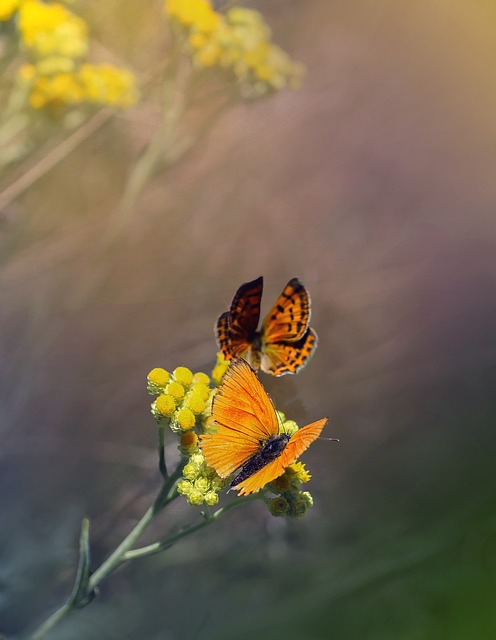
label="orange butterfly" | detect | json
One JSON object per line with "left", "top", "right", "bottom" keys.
{"left": 200, "top": 358, "right": 328, "bottom": 495}
{"left": 215, "top": 276, "right": 317, "bottom": 376}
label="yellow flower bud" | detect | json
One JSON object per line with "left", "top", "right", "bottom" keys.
{"left": 287, "top": 462, "right": 311, "bottom": 483}
{"left": 190, "top": 382, "right": 210, "bottom": 401}
{"left": 193, "top": 372, "right": 210, "bottom": 385}
{"left": 194, "top": 477, "right": 210, "bottom": 493}
{"left": 180, "top": 431, "right": 198, "bottom": 449}
{"left": 166, "top": 381, "right": 185, "bottom": 399}
{"left": 147, "top": 367, "right": 170, "bottom": 394}
{"left": 183, "top": 463, "right": 198, "bottom": 481}
{"left": 175, "top": 407, "right": 196, "bottom": 431}
{"left": 177, "top": 479, "right": 193, "bottom": 496}
{"left": 188, "top": 489, "right": 205, "bottom": 506}
{"left": 154, "top": 394, "right": 176, "bottom": 417}
{"left": 185, "top": 393, "right": 206, "bottom": 415}
{"left": 173, "top": 366, "right": 193, "bottom": 387}
{"left": 204, "top": 491, "right": 219, "bottom": 506}
{"left": 282, "top": 420, "right": 299, "bottom": 436}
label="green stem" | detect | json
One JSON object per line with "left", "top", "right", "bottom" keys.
{"left": 124, "top": 494, "right": 263, "bottom": 561}
{"left": 29, "top": 603, "right": 72, "bottom": 640}
{"left": 158, "top": 424, "right": 167, "bottom": 478}
{"left": 27, "top": 465, "right": 183, "bottom": 640}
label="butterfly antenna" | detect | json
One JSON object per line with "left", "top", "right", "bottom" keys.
{"left": 319, "top": 436, "right": 340, "bottom": 442}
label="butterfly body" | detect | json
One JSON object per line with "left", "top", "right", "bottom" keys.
{"left": 200, "top": 358, "right": 328, "bottom": 495}
{"left": 216, "top": 276, "right": 317, "bottom": 376}
{"left": 230, "top": 433, "right": 290, "bottom": 489}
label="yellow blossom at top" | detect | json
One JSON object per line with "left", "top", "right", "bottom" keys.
{"left": 18, "top": 0, "right": 88, "bottom": 59}
{"left": 0, "top": 0, "right": 20, "bottom": 21}
{"left": 165, "top": 0, "right": 220, "bottom": 33}
{"left": 287, "top": 462, "right": 311, "bottom": 483}
{"left": 165, "top": 1, "right": 304, "bottom": 97}
{"left": 148, "top": 367, "right": 170, "bottom": 388}
{"left": 192, "top": 371, "right": 210, "bottom": 385}
{"left": 172, "top": 366, "right": 193, "bottom": 387}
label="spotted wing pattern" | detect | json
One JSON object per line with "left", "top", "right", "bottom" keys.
{"left": 232, "top": 417, "right": 328, "bottom": 496}
{"left": 259, "top": 277, "right": 317, "bottom": 376}
{"left": 262, "top": 277, "right": 311, "bottom": 343}
{"left": 200, "top": 358, "right": 279, "bottom": 478}
{"left": 215, "top": 277, "right": 263, "bottom": 365}
{"left": 260, "top": 328, "right": 318, "bottom": 376}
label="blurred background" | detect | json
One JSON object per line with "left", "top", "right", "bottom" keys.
{"left": 1, "top": 0, "right": 496, "bottom": 638}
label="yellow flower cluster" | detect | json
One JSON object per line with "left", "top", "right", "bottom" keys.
{"left": 212, "top": 351, "right": 229, "bottom": 385}
{"left": 148, "top": 364, "right": 224, "bottom": 507}
{"left": 19, "top": 62, "right": 138, "bottom": 109}
{"left": 149, "top": 362, "right": 316, "bottom": 516}
{"left": 4, "top": 0, "right": 138, "bottom": 111}
{"left": 164, "top": 1, "right": 304, "bottom": 97}
{"left": 18, "top": 0, "right": 88, "bottom": 59}
{"left": 149, "top": 366, "right": 211, "bottom": 433}
{"left": 177, "top": 450, "right": 225, "bottom": 506}
{"left": 0, "top": 0, "right": 21, "bottom": 21}
{"left": 267, "top": 460, "right": 314, "bottom": 518}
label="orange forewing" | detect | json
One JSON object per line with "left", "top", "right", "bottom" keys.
{"left": 200, "top": 358, "right": 328, "bottom": 495}
{"left": 232, "top": 418, "right": 328, "bottom": 496}
{"left": 262, "top": 277, "right": 311, "bottom": 343}
{"left": 260, "top": 328, "right": 318, "bottom": 376}
{"left": 215, "top": 276, "right": 317, "bottom": 376}
{"left": 201, "top": 358, "right": 279, "bottom": 478}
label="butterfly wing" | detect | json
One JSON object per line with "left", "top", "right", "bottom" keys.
{"left": 260, "top": 328, "right": 318, "bottom": 376}
{"left": 259, "top": 278, "right": 316, "bottom": 375}
{"left": 262, "top": 277, "right": 311, "bottom": 343}
{"left": 231, "top": 456, "right": 287, "bottom": 496}
{"left": 215, "top": 277, "right": 263, "bottom": 363}
{"left": 232, "top": 417, "right": 328, "bottom": 496}
{"left": 281, "top": 418, "right": 328, "bottom": 466}
{"left": 200, "top": 358, "right": 280, "bottom": 478}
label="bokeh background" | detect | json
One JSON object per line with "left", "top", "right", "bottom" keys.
{"left": 2, "top": 1, "right": 496, "bottom": 638}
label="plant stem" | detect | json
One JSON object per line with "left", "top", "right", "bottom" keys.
{"left": 27, "top": 465, "right": 182, "bottom": 640}
{"left": 123, "top": 494, "right": 263, "bottom": 561}
{"left": 29, "top": 604, "right": 72, "bottom": 640}
{"left": 158, "top": 424, "right": 167, "bottom": 478}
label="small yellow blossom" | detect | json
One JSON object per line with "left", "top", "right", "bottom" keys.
{"left": 212, "top": 353, "right": 229, "bottom": 385}
{"left": 78, "top": 63, "right": 138, "bottom": 108}
{"left": 185, "top": 393, "right": 206, "bottom": 415}
{"left": 192, "top": 371, "right": 210, "bottom": 385}
{"left": 173, "top": 366, "right": 193, "bottom": 387}
{"left": 204, "top": 491, "right": 219, "bottom": 506}
{"left": 180, "top": 431, "right": 198, "bottom": 449}
{"left": 194, "top": 477, "right": 210, "bottom": 493}
{"left": 147, "top": 367, "right": 171, "bottom": 393}
{"left": 19, "top": 0, "right": 88, "bottom": 59}
{"left": 188, "top": 488, "right": 205, "bottom": 505}
{"left": 190, "top": 382, "right": 210, "bottom": 401}
{"left": 154, "top": 394, "right": 176, "bottom": 417}
{"left": 177, "top": 479, "right": 193, "bottom": 496}
{"left": 281, "top": 420, "right": 299, "bottom": 437}
{"left": 175, "top": 407, "right": 196, "bottom": 431}
{"left": 166, "top": 381, "right": 185, "bottom": 399}
{"left": 183, "top": 462, "right": 199, "bottom": 481}
{"left": 0, "top": 0, "right": 20, "bottom": 21}
{"left": 287, "top": 462, "right": 311, "bottom": 484}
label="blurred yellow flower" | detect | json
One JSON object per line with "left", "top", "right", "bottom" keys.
{"left": 165, "top": 0, "right": 304, "bottom": 96}
{"left": 19, "top": 62, "right": 138, "bottom": 110}
{"left": 0, "top": 0, "right": 20, "bottom": 21}
{"left": 18, "top": 0, "right": 88, "bottom": 59}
